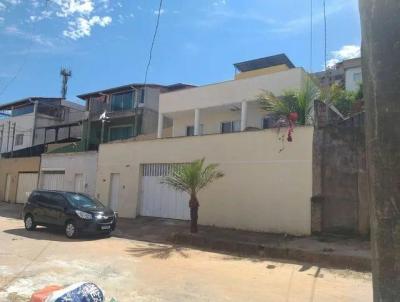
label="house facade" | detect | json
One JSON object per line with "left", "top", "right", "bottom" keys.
{"left": 157, "top": 54, "right": 309, "bottom": 138}
{"left": 95, "top": 127, "right": 313, "bottom": 235}
{"left": 77, "top": 83, "right": 193, "bottom": 151}
{"left": 0, "top": 97, "right": 85, "bottom": 157}
{"left": 0, "top": 157, "right": 40, "bottom": 203}
{"left": 92, "top": 55, "right": 314, "bottom": 235}
{"left": 314, "top": 57, "right": 362, "bottom": 92}
{"left": 39, "top": 151, "right": 98, "bottom": 197}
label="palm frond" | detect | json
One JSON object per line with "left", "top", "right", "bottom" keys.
{"left": 161, "top": 158, "right": 224, "bottom": 196}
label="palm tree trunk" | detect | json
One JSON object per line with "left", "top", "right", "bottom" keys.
{"left": 189, "top": 195, "right": 199, "bottom": 233}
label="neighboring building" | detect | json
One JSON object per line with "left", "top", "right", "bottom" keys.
{"left": 314, "top": 57, "right": 362, "bottom": 92}
{"left": 77, "top": 83, "right": 193, "bottom": 150}
{"left": 39, "top": 152, "right": 98, "bottom": 197}
{"left": 157, "top": 54, "right": 310, "bottom": 138}
{"left": 0, "top": 157, "right": 40, "bottom": 203}
{"left": 95, "top": 127, "right": 313, "bottom": 235}
{"left": 0, "top": 97, "right": 85, "bottom": 158}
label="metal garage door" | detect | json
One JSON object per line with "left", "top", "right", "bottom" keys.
{"left": 41, "top": 171, "right": 65, "bottom": 191}
{"left": 16, "top": 173, "right": 38, "bottom": 203}
{"left": 140, "top": 164, "right": 190, "bottom": 220}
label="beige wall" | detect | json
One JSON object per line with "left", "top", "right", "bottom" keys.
{"left": 0, "top": 157, "right": 40, "bottom": 202}
{"left": 40, "top": 152, "right": 98, "bottom": 197}
{"left": 172, "top": 102, "right": 266, "bottom": 137}
{"left": 96, "top": 127, "right": 313, "bottom": 235}
{"left": 235, "top": 64, "right": 290, "bottom": 80}
{"left": 160, "top": 68, "right": 306, "bottom": 114}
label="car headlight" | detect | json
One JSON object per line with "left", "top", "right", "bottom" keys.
{"left": 75, "top": 210, "right": 93, "bottom": 220}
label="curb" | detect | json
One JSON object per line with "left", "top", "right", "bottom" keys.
{"left": 170, "top": 232, "right": 371, "bottom": 272}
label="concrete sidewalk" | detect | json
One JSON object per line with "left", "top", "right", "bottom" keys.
{"left": 114, "top": 216, "right": 371, "bottom": 272}
{"left": 1, "top": 201, "right": 371, "bottom": 271}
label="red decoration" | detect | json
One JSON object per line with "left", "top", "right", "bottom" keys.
{"left": 288, "top": 112, "right": 298, "bottom": 122}
{"left": 287, "top": 112, "right": 297, "bottom": 142}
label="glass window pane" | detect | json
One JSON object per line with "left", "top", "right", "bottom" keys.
{"left": 110, "top": 126, "right": 133, "bottom": 141}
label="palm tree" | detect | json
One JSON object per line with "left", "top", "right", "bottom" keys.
{"left": 257, "top": 81, "right": 319, "bottom": 125}
{"left": 161, "top": 158, "right": 224, "bottom": 233}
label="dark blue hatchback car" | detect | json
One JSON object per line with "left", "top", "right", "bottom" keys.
{"left": 23, "top": 190, "right": 117, "bottom": 238}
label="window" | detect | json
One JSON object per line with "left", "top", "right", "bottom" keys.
{"left": 50, "top": 193, "right": 67, "bottom": 208}
{"left": 15, "top": 134, "right": 23, "bottom": 146}
{"left": 221, "top": 121, "right": 240, "bottom": 134}
{"left": 65, "top": 192, "right": 105, "bottom": 209}
{"left": 111, "top": 91, "right": 134, "bottom": 112}
{"left": 186, "top": 125, "right": 204, "bottom": 136}
{"left": 353, "top": 72, "right": 362, "bottom": 83}
{"left": 109, "top": 126, "right": 133, "bottom": 141}
{"left": 139, "top": 89, "right": 145, "bottom": 104}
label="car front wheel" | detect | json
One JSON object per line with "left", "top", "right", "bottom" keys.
{"left": 65, "top": 221, "right": 78, "bottom": 239}
{"left": 24, "top": 215, "right": 36, "bottom": 231}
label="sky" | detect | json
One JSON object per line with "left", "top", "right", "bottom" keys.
{"left": 0, "top": 0, "right": 361, "bottom": 104}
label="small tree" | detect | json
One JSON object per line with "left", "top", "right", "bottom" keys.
{"left": 257, "top": 82, "right": 319, "bottom": 125}
{"left": 162, "top": 158, "right": 224, "bottom": 233}
{"left": 320, "top": 84, "right": 359, "bottom": 117}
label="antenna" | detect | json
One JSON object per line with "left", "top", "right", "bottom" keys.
{"left": 60, "top": 67, "right": 72, "bottom": 99}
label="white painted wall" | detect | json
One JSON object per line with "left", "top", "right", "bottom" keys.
{"left": 160, "top": 68, "right": 306, "bottom": 114}
{"left": 171, "top": 102, "right": 266, "bottom": 137}
{"left": 0, "top": 114, "right": 35, "bottom": 154}
{"left": 345, "top": 67, "right": 362, "bottom": 92}
{"left": 40, "top": 152, "right": 98, "bottom": 197}
{"left": 96, "top": 127, "right": 313, "bottom": 235}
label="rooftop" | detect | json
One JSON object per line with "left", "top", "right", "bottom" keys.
{"left": 77, "top": 83, "right": 195, "bottom": 100}
{"left": 234, "top": 54, "right": 295, "bottom": 73}
{"left": 0, "top": 97, "right": 63, "bottom": 111}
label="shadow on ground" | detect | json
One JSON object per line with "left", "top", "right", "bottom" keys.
{"left": 3, "top": 227, "right": 108, "bottom": 242}
{"left": 125, "top": 243, "right": 190, "bottom": 259}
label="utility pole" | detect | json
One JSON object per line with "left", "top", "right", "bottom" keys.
{"left": 10, "top": 122, "right": 15, "bottom": 158}
{"left": 359, "top": 1, "right": 400, "bottom": 301}
{"left": 60, "top": 68, "right": 72, "bottom": 99}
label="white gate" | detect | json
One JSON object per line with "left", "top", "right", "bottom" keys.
{"left": 74, "top": 173, "right": 84, "bottom": 193}
{"left": 41, "top": 171, "right": 65, "bottom": 191}
{"left": 140, "top": 164, "right": 190, "bottom": 220}
{"left": 4, "top": 174, "right": 12, "bottom": 202}
{"left": 16, "top": 173, "right": 38, "bottom": 203}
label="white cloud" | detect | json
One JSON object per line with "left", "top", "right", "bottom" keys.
{"left": 4, "top": 25, "right": 55, "bottom": 47}
{"left": 53, "top": 0, "right": 94, "bottom": 17}
{"left": 63, "top": 15, "right": 111, "bottom": 39}
{"left": 327, "top": 45, "right": 361, "bottom": 68}
{"left": 0, "top": 2, "right": 6, "bottom": 11}
{"left": 154, "top": 8, "right": 164, "bottom": 15}
{"left": 213, "top": 0, "right": 227, "bottom": 6}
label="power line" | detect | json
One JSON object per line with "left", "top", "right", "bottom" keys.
{"left": 0, "top": 2, "right": 43, "bottom": 98}
{"left": 143, "top": 0, "right": 163, "bottom": 88}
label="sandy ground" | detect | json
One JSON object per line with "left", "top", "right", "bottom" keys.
{"left": 0, "top": 214, "right": 372, "bottom": 302}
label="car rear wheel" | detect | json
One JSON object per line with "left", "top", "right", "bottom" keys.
{"left": 24, "top": 215, "right": 36, "bottom": 231}
{"left": 65, "top": 221, "right": 78, "bottom": 239}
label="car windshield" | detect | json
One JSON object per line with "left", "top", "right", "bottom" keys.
{"left": 65, "top": 193, "right": 105, "bottom": 209}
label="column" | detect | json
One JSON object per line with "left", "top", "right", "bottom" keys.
{"left": 194, "top": 108, "right": 200, "bottom": 136}
{"left": 157, "top": 112, "right": 163, "bottom": 139}
{"left": 240, "top": 101, "right": 248, "bottom": 131}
